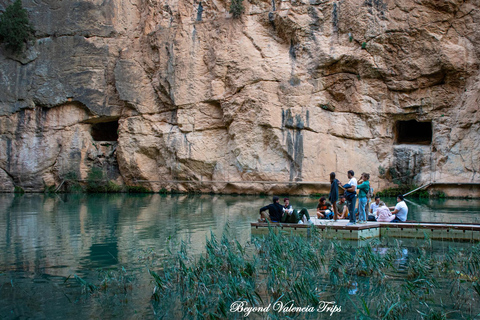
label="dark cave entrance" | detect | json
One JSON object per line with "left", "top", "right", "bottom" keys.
{"left": 91, "top": 120, "right": 119, "bottom": 141}
{"left": 395, "top": 120, "right": 432, "bottom": 145}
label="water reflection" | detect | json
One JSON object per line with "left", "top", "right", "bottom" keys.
{"left": 0, "top": 194, "right": 284, "bottom": 275}
{"left": 0, "top": 194, "right": 479, "bottom": 319}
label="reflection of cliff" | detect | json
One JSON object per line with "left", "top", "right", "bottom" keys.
{"left": 0, "top": 194, "right": 273, "bottom": 273}
{"left": 0, "top": 0, "right": 479, "bottom": 195}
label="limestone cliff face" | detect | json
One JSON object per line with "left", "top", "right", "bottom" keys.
{"left": 0, "top": 0, "right": 479, "bottom": 195}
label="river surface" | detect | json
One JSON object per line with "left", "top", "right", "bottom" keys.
{"left": 0, "top": 193, "right": 479, "bottom": 319}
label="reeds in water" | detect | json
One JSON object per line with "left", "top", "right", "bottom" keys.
{"left": 148, "top": 227, "right": 480, "bottom": 319}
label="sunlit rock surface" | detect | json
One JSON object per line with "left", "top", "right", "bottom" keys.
{"left": 0, "top": 0, "right": 479, "bottom": 195}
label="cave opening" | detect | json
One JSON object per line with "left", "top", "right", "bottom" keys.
{"left": 395, "top": 120, "right": 432, "bottom": 145}
{"left": 91, "top": 120, "right": 119, "bottom": 141}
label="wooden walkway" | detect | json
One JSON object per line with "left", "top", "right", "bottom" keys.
{"left": 251, "top": 220, "right": 480, "bottom": 241}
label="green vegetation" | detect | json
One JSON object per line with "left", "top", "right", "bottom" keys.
{"left": 62, "top": 171, "right": 83, "bottom": 193}
{"left": 229, "top": 0, "right": 244, "bottom": 18}
{"left": 126, "top": 185, "right": 153, "bottom": 193}
{"left": 44, "top": 185, "right": 57, "bottom": 194}
{"left": 377, "top": 165, "right": 448, "bottom": 198}
{"left": 70, "top": 227, "right": 480, "bottom": 318}
{"left": 13, "top": 185, "right": 24, "bottom": 193}
{"left": 376, "top": 184, "right": 429, "bottom": 198}
{"left": 85, "top": 167, "right": 107, "bottom": 193}
{"left": 142, "top": 228, "right": 480, "bottom": 318}
{"left": 0, "top": 0, "right": 35, "bottom": 53}
{"left": 361, "top": 41, "right": 367, "bottom": 49}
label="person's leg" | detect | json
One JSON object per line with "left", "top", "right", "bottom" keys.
{"left": 298, "top": 208, "right": 311, "bottom": 221}
{"left": 342, "top": 206, "right": 348, "bottom": 219}
{"left": 332, "top": 199, "right": 339, "bottom": 221}
{"left": 285, "top": 209, "right": 300, "bottom": 223}
{"left": 358, "top": 197, "right": 367, "bottom": 222}
{"left": 260, "top": 211, "right": 271, "bottom": 222}
{"left": 348, "top": 196, "right": 356, "bottom": 223}
{"left": 284, "top": 210, "right": 298, "bottom": 223}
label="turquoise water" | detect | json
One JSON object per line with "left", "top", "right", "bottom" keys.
{"left": 0, "top": 194, "right": 479, "bottom": 319}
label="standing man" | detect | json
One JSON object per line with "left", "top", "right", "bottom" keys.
{"left": 329, "top": 172, "right": 340, "bottom": 221}
{"left": 259, "top": 196, "right": 284, "bottom": 222}
{"left": 345, "top": 170, "right": 358, "bottom": 226}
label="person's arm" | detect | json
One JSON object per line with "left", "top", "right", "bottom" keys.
{"left": 346, "top": 185, "right": 356, "bottom": 192}
{"left": 357, "top": 183, "right": 369, "bottom": 193}
{"left": 259, "top": 205, "right": 269, "bottom": 214}
{"left": 286, "top": 206, "right": 293, "bottom": 215}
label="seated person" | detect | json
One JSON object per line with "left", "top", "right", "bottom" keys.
{"left": 281, "top": 198, "right": 312, "bottom": 224}
{"left": 389, "top": 194, "right": 408, "bottom": 222}
{"left": 335, "top": 195, "right": 349, "bottom": 219}
{"left": 368, "top": 196, "right": 381, "bottom": 221}
{"left": 376, "top": 201, "right": 395, "bottom": 222}
{"left": 316, "top": 197, "right": 333, "bottom": 219}
{"left": 259, "top": 196, "right": 283, "bottom": 222}
{"left": 370, "top": 196, "right": 381, "bottom": 216}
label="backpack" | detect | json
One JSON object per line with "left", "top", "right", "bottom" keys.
{"left": 367, "top": 187, "right": 374, "bottom": 199}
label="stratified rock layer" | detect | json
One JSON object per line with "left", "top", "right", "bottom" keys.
{"left": 0, "top": 0, "right": 479, "bottom": 195}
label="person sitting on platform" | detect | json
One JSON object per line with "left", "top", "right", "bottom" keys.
{"left": 376, "top": 201, "right": 395, "bottom": 222}
{"left": 335, "top": 195, "right": 349, "bottom": 219}
{"left": 370, "top": 196, "right": 381, "bottom": 216}
{"left": 281, "top": 198, "right": 312, "bottom": 224}
{"left": 316, "top": 197, "right": 333, "bottom": 219}
{"left": 259, "top": 196, "right": 284, "bottom": 223}
{"left": 367, "top": 196, "right": 381, "bottom": 221}
{"left": 389, "top": 194, "right": 409, "bottom": 222}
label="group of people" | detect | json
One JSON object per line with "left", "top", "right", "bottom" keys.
{"left": 258, "top": 170, "right": 409, "bottom": 225}
{"left": 259, "top": 196, "right": 313, "bottom": 224}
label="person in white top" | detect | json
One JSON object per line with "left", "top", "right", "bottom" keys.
{"left": 370, "top": 196, "right": 381, "bottom": 217}
{"left": 345, "top": 170, "right": 357, "bottom": 226}
{"left": 389, "top": 194, "right": 409, "bottom": 222}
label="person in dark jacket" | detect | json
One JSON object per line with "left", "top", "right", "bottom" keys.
{"left": 259, "top": 196, "right": 284, "bottom": 222}
{"left": 329, "top": 172, "right": 340, "bottom": 221}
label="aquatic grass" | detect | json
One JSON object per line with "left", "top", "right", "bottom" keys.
{"left": 70, "top": 226, "right": 480, "bottom": 318}
{"left": 150, "top": 230, "right": 261, "bottom": 319}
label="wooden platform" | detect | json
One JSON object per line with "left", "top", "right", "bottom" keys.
{"left": 251, "top": 220, "right": 480, "bottom": 241}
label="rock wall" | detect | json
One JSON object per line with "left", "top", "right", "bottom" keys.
{"left": 0, "top": 0, "right": 479, "bottom": 195}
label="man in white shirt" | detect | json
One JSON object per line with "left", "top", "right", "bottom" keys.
{"left": 389, "top": 194, "right": 408, "bottom": 222}
{"left": 345, "top": 170, "right": 357, "bottom": 226}
{"left": 370, "top": 196, "right": 381, "bottom": 217}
